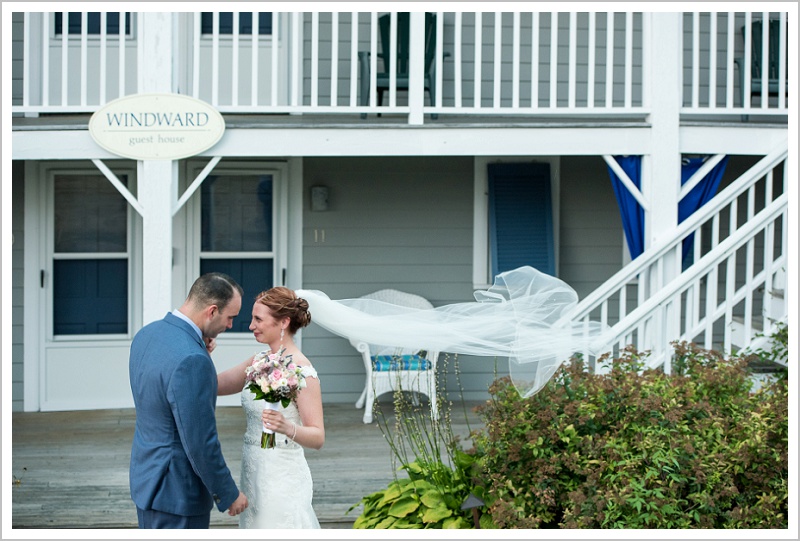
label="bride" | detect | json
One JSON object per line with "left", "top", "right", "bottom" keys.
{"left": 216, "top": 286, "right": 324, "bottom": 529}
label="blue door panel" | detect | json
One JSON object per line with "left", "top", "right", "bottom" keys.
{"left": 53, "top": 259, "right": 128, "bottom": 334}
{"left": 200, "top": 259, "right": 274, "bottom": 333}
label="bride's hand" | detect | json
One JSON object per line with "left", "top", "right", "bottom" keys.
{"left": 204, "top": 336, "right": 217, "bottom": 354}
{"left": 262, "top": 409, "right": 287, "bottom": 434}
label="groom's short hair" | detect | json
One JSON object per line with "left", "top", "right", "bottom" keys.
{"left": 187, "top": 272, "right": 244, "bottom": 311}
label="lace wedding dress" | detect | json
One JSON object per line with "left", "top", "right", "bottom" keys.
{"left": 238, "top": 365, "right": 321, "bottom": 529}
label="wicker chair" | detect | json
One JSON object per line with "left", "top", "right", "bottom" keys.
{"left": 351, "top": 289, "right": 439, "bottom": 424}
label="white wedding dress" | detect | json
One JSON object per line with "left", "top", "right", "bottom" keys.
{"left": 238, "top": 365, "right": 321, "bottom": 529}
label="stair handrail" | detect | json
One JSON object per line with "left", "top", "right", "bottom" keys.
{"left": 590, "top": 192, "right": 787, "bottom": 366}
{"left": 561, "top": 141, "right": 788, "bottom": 327}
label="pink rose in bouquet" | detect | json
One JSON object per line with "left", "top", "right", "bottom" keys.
{"left": 244, "top": 347, "right": 307, "bottom": 448}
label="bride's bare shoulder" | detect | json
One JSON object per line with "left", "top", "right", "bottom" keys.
{"left": 289, "top": 349, "right": 313, "bottom": 368}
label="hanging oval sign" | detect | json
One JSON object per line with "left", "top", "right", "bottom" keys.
{"left": 89, "top": 93, "right": 225, "bottom": 160}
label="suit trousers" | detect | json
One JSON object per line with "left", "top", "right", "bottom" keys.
{"left": 136, "top": 506, "right": 211, "bottom": 529}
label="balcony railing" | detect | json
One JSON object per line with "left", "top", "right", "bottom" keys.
{"left": 13, "top": 11, "right": 790, "bottom": 123}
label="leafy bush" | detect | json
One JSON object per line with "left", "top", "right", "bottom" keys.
{"left": 349, "top": 353, "right": 490, "bottom": 528}
{"left": 350, "top": 327, "right": 788, "bottom": 529}
{"left": 350, "top": 451, "right": 480, "bottom": 529}
{"left": 470, "top": 339, "right": 788, "bottom": 528}
{"left": 746, "top": 319, "right": 789, "bottom": 369}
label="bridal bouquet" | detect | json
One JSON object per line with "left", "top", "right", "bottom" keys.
{"left": 245, "top": 347, "right": 307, "bottom": 448}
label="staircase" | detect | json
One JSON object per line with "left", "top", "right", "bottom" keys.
{"left": 565, "top": 142, "right": 789, "bottom": 375}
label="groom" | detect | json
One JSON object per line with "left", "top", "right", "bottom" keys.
{"left": 129, "top": 272, "right": 248, "bottom": 528}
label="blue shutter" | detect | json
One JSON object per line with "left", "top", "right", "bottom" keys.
{"left": 488, "top": 163, "right": 554, "bottom": 278}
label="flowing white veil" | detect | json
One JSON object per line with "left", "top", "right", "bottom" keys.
{"left": 296, "top": 266, "right": 610, "bottom": 398}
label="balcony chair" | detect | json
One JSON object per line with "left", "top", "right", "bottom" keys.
{"left": 734, "top": 19, "right": 788, "bottom": 121}
{"left": 358, "top": 12, "right": 447, "bottom": 119}
{"left": 350, "top": 289, "right": 440, "bottom": 424}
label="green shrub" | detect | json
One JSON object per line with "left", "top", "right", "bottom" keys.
{"left": 471, "top": 340, "right": 788, "bottom": 528}
{"left": 349, "top": 353, "right": 492, "bottom": 528}
{"left": 350, "top": 451, "right": 481, "bottom": 529}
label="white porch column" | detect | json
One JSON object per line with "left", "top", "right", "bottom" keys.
{"left": 139, "top": 161, "right": 178, "bottom": 324}
{"left": 138, "top": 13, "right": 177, "bottom": 324}
{"left": 643, "top": 13, "right": 682, "bottom": 289}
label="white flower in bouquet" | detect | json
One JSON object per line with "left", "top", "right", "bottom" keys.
{"left": 245, "top": 346, "right": 307, "bottom": 448}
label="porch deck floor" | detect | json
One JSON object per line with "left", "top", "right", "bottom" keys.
{"left": 10, "top": 400, "right": 484, "bottom": 530}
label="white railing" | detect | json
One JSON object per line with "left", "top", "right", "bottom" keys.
{"left": 430, "top": 12, "right": 647, "bottom": 116}
{"left": 12, "top": 11, "right": 790, "bottom": 122}
{"left": 567, "top": 143, "right": 788, "bottom": 368}
{"left": 600, "top": 193, "right": 787, "bottom": 373}
{"left": 681, "top": 11, "right": 789, "bottom": 116}
{"left": 185, "top": 11, "right": 651, "bottom": 118}
{"left": 19, "top": 11, "right": 135, "bottom": 112}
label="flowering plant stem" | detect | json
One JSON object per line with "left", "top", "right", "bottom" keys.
{"left": 261, "top": 431, "right": 276, "bottom": 449}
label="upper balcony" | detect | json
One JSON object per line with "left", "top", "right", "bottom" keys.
{"left": 11, "top": 11, "right": 790, "bottom": 126}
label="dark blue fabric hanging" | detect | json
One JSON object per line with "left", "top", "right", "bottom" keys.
{"left": 679, "top": 156, "right": 729, "bottom": 264}
{"left": 607, "top": 156, "right": 644, "bottom": 259}
{"left": 608, "top": 155, "right": 727, "bottom": 264}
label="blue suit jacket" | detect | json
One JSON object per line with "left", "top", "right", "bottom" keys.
{"left": 129, "top": 312, "right": 239, "bottom": 516}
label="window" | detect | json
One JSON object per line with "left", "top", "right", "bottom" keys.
{"left": 52, "top": 174, "right": 129, "bottom": 335}
{"left": 487, "top": 163, "right": 555, "bottom": 278}
{"left": 54, "top": 12, "right": 132, "bottom": 35}
{"left": 200, "top": 12, "right": 272, "bottom": 35}
{"left": 199, "top": 174, "right": 275, "bottom": 332}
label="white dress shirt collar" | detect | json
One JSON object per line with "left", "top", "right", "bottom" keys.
{"left": 172, "top": 309, "right": 203, "bottom": 342}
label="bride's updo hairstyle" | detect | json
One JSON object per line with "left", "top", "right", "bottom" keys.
{"left": 256, "top": 286, "right": 312, "bottom": 335}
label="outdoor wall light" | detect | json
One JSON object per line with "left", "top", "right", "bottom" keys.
{"left": 310, "top": 185, "right": 329, "bottom": 211}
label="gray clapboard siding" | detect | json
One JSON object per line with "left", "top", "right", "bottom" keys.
{"left": 559, "top": 155, "right": 625, "bottom": 298}
{"left": 560, "top": 264, "right": 624, "bottom": 293}
{"left": 304, "top": 246, "right": 473, "bottom": 265}
{"left": 12, "top": 161, "right": 25, "bottom": 412}
{"left": 12, "top": 13, "right": 23, "bottom": 107}
{"left": 301, "top": 156, "right": 479, "bottom": 400}
{"left": 309, "top": 283, "right": 476, "bottom": 312}
{"left": 299, "top": 153, "right": 636, "bottom": 401}
{"left": 302, "top": 265, "right": 472, "bottom": 286}
{"left": 561, "top": 225, "right": 619, "bottom": 246}
{"left": 306, "top": 227, "right": 472, "bottom": 246}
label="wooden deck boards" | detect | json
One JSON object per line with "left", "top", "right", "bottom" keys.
{"left": 11, "top": 400, "right": 484, "bottom": 530}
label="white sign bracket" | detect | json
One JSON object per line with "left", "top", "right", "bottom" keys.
{"left": 173, "top": 156, "right": 222, "bottom": 216}
{"left": 92, "top": 158, "right": 145, "bottom": 216}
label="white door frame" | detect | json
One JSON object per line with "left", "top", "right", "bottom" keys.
{"left": 182, "top": 159, "right": 294, "bottom": 406}
{"left": 24, "top": 160, "right": 141, "bottom": 411}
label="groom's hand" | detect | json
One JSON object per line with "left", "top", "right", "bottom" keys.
{"left": 227, "top": 491, "right": 248, "bottom": 516}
